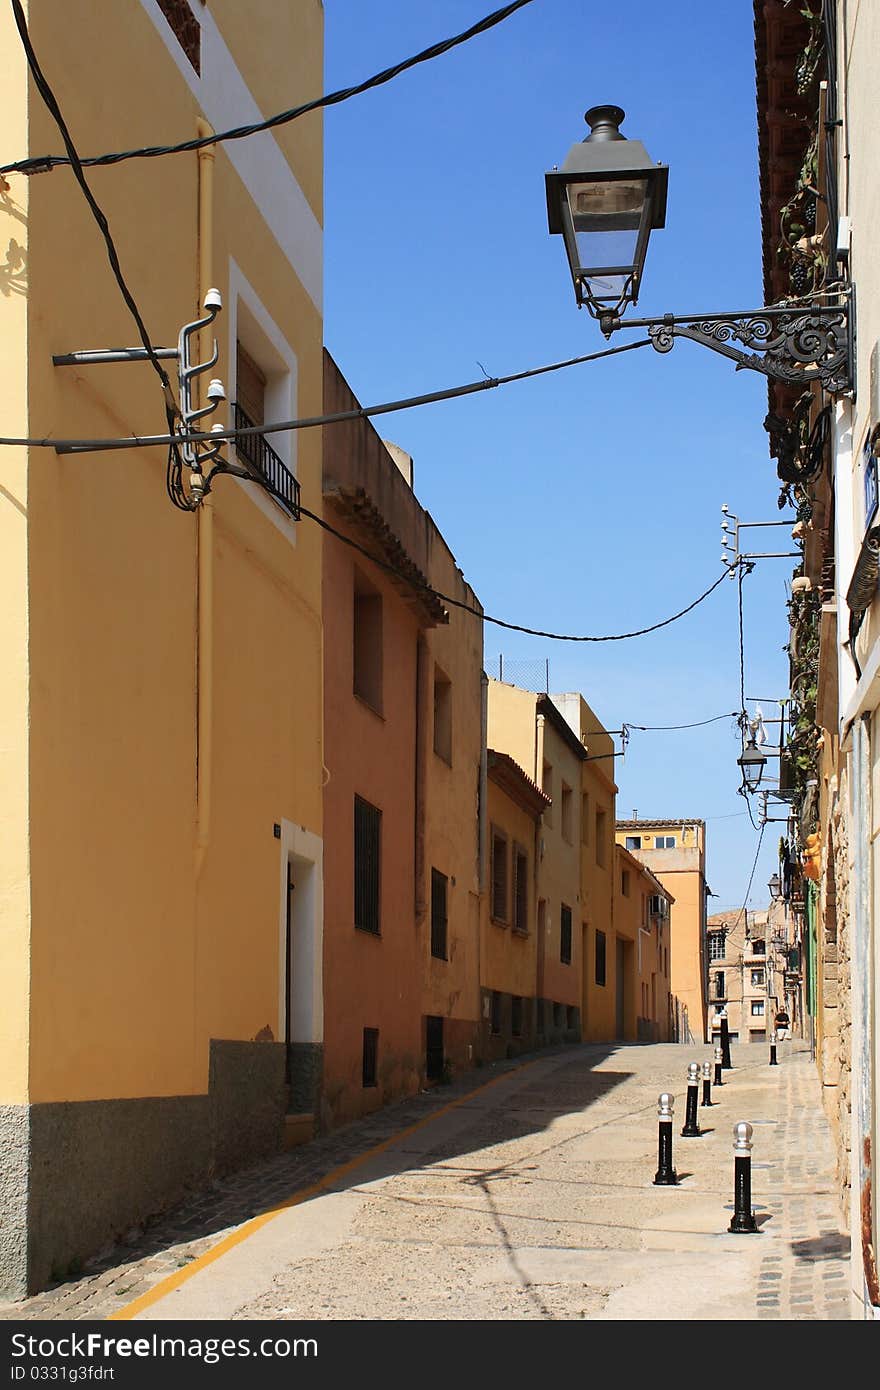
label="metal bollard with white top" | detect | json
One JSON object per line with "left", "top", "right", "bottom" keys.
{"left": 653, "top": 1093, "right": 679, "bottom": 1186}
{"left": 701, "top": 1059, "right": 713, "bottom": 1107}
{"left": 714, "top": 1044, "right": 724, "bottom": 1087}
{"left": 727, "top": 1121, "right": 759, "bottom": 1233}
{"left": 681, "top": 1061, "right": 702, "bottom": 1136}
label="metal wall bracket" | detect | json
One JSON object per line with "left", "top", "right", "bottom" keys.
{"left": 608, "top": 300, "right": 853, "bottom": 395}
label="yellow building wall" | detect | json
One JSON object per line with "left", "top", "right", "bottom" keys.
{"left": 13, "top": 0, "right": 324, "bottom": 1103}
{"left": 486, "top": 682, "right": 582, "bottom": 1017}
{"left": 482, "top": 779, "right": 538, "bottom": 1001}
{"left": 0, "top": 1, "right": 31, "bottom": 1106}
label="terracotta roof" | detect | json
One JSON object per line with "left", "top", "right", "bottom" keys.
{"left": 323, "top": 484, "right": 449, "bottom": 626}
{"left": 487, "top": 749, "right": 551, "bottom": 820}
{"left": 753, "top": 0, "right": 822, "bottom": 428}
{"left": 616, "top": 818, "right": 705, "bottom": 829}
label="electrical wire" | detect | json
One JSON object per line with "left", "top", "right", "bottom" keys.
{"left": 731, "top": 821, "right": 766, "bottom": 931}
{"left": 0, "top": 338, "right": 653, "bottom": 452}
{"left": 295, "top": 499, "right": 729, "bottom": 642}
{"left": 1, "top": 0, "right": 537, "bottom": 178}
{"left": 10, "top": 0, "right": 175, "bottom": 412}
{"left": 626, "top": 712, "right": 740, "bottom": 732}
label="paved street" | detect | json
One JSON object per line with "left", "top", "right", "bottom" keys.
{"left": 0, "top": 1042, "right": 852, "bottom": 1322}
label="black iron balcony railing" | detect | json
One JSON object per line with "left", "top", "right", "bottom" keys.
{"left": 233, "top": 402, "right": 300, "bottom": 519}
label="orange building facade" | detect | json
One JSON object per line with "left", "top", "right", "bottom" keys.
{"left": 321, "top": 353, "right": 483, "bottom": 1126}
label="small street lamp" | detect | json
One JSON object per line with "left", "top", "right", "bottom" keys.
{"left": 768, "top": 871, "right": 782, "bottom": 902}
{"left": 546, "top": 107, "right": 853, "bottom": 394}
{"left": 545, "top": 105, "right": 668, "bottom": 329}
{"left": 738, "top": 738, "right": 767, "bottom": 792}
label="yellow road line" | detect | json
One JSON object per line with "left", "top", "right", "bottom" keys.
{"left": 110, "top": 1057, "right": 538, "bottom": 1320}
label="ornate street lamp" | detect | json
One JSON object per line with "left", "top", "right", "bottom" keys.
{"left": 546, "top": 108, "right": 854, "bottom": 394}
{"left": 738, "top": 738, "right": 767, "bottom": 792}
{"left": 768, "top": 871, "right": 782, "bottom": 901}
{"left": 545, "top": 105, "right": 668, "bottom": 327}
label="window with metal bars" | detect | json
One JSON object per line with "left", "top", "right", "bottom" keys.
{"left": 560, "top": 904, "right": 572, "bottom": 965}
{"left": 511, "top": 996, "right": 523, "bottom": 1037}
{"left": 490, "top": 991, "right": 502, "bottom": 1035}
{"left": 430, "top": 868, "right": 448, "bottom": 960}
{"left": 425, "top": 1016, "right": 444, "bottom": 1081}
{"left": 595, "top": 928, "right": 606, "bottom": 986}
{"left": 513, "top": 845, "right": 528, "bottom": 934}
{"left": 362, "top": 1028, "right": 378, "bottom": 1087}
{"left": 354, "top": 796, "right": 381, "bottom": 934}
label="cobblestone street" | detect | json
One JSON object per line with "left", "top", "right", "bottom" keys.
{"left": 0, "top": 1042, "right": 852, "bottom": 1322}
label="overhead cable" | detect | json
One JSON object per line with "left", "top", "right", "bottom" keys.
{"left": 296, "top": 500, "right": 730, "bottom": 642}
{"left": 626, "top": 712, "right": 740, "bottom": 732}
{"left": 0, "top": 339, "right": 652, "bottom": 452}
{"left": 1, "top": 0, "right": 537, "bottom": 178}
{"left": 9, "top": 0, "right": 175, "bottom": 411}
{"left": 730, "top": 821, "right": 767, "bottom": 930}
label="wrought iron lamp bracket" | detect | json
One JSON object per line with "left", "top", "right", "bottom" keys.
{"left": 606, "top": 301, "right": 853, "bottom": 395}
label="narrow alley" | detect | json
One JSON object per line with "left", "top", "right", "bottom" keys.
{"left": 0, "top": 1042, "right": 851, "bottom": 1323}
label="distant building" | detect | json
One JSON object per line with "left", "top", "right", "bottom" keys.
{"left": 705, "top": 905, "right": 789, "bottom": 1045}
{"left": 614, "top": 819, "right": 708, "bottom": 1044}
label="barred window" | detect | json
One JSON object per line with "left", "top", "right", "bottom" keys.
{"left": 362, "top": 1028, "right": 378, "bottom": 1087}
{"left": 354, "top": 796, "right": 381, "bottom": 934}
{"left": 560, "top": 904, "right": 572, "bottom": 965}
{"left": 595, "top": 929, "right": 606, "bottom": 986}
{"left": 513, "top": 846, "right": 528, "bottom": 934}
{"left": 431, "top": 868, "right": 448, "bottom": 960}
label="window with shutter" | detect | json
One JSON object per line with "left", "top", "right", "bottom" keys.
{"left": 490, "top": 828, "right": 508, "bottom": 924}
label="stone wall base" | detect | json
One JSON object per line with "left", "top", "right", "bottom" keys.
{"left": 1, "top": 1038, "right": 292, "bottom": 1299}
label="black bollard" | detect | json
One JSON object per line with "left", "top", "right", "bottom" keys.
{"left": 769, "top": 1030, "right": 778, "bottom": 1066}
{"left": 653, "top": 1093, "right": 679, "bottom": 1185}
{"left": 714, "top": 1044, "right": 724, "bottom": 1087}
{"left": 728, "top": 1121, "right": 759, "bottom": 1234}
{"left": 681, "top": 1062, "right": 702, "bottom": 1136}
{"left": 720, "top": 1010, "right": 732, "bottom": 1069}
{"left": 701, "top": 1060, "right": 713, "bottom": 1107}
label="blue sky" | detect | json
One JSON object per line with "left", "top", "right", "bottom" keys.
{"left": 322, "top": 0, "right": 792, "bottom": 912}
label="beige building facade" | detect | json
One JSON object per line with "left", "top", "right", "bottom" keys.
{"left": 0, "top": 0, "right": 325, "bottom": 1295}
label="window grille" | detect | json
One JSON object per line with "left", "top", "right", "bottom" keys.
{"left": 362, "top": 1028, "right": 378, "bottom": 1087}
{"left": 560, "top": 904, "right": 572, "bottom": 965}
{"left": 513, "top": 847, "right": 528, "bottom": 934}
{"left": 354, "top": 796, "right": 381, "bottom": 934}
{"left": 430, "top": 868, "right": 448, "bottom": 960}
{"left": 595, "top": 929, "right": 606, "bottom": 986}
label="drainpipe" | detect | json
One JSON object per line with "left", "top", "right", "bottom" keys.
{"left": 535, "top": 710, "right": 546, "bottom": 1007}
{"left": 478, "top": 672, "right": 488, "bottom": 894}
{"left": 478, "top": 672, "right": 488, "bottom": 1028}
{"left": 195, "top": 119, "right": 215, "bottom": 878}
{"left": 851, "top": 714, "right": 880, "bottom": 1316}
{"left": 414, "top": 635, "right": 427, "bottom": 926}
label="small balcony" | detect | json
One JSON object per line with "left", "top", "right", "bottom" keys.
{"left": 233, "top": 402, "right": 300, "bottom": 519}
